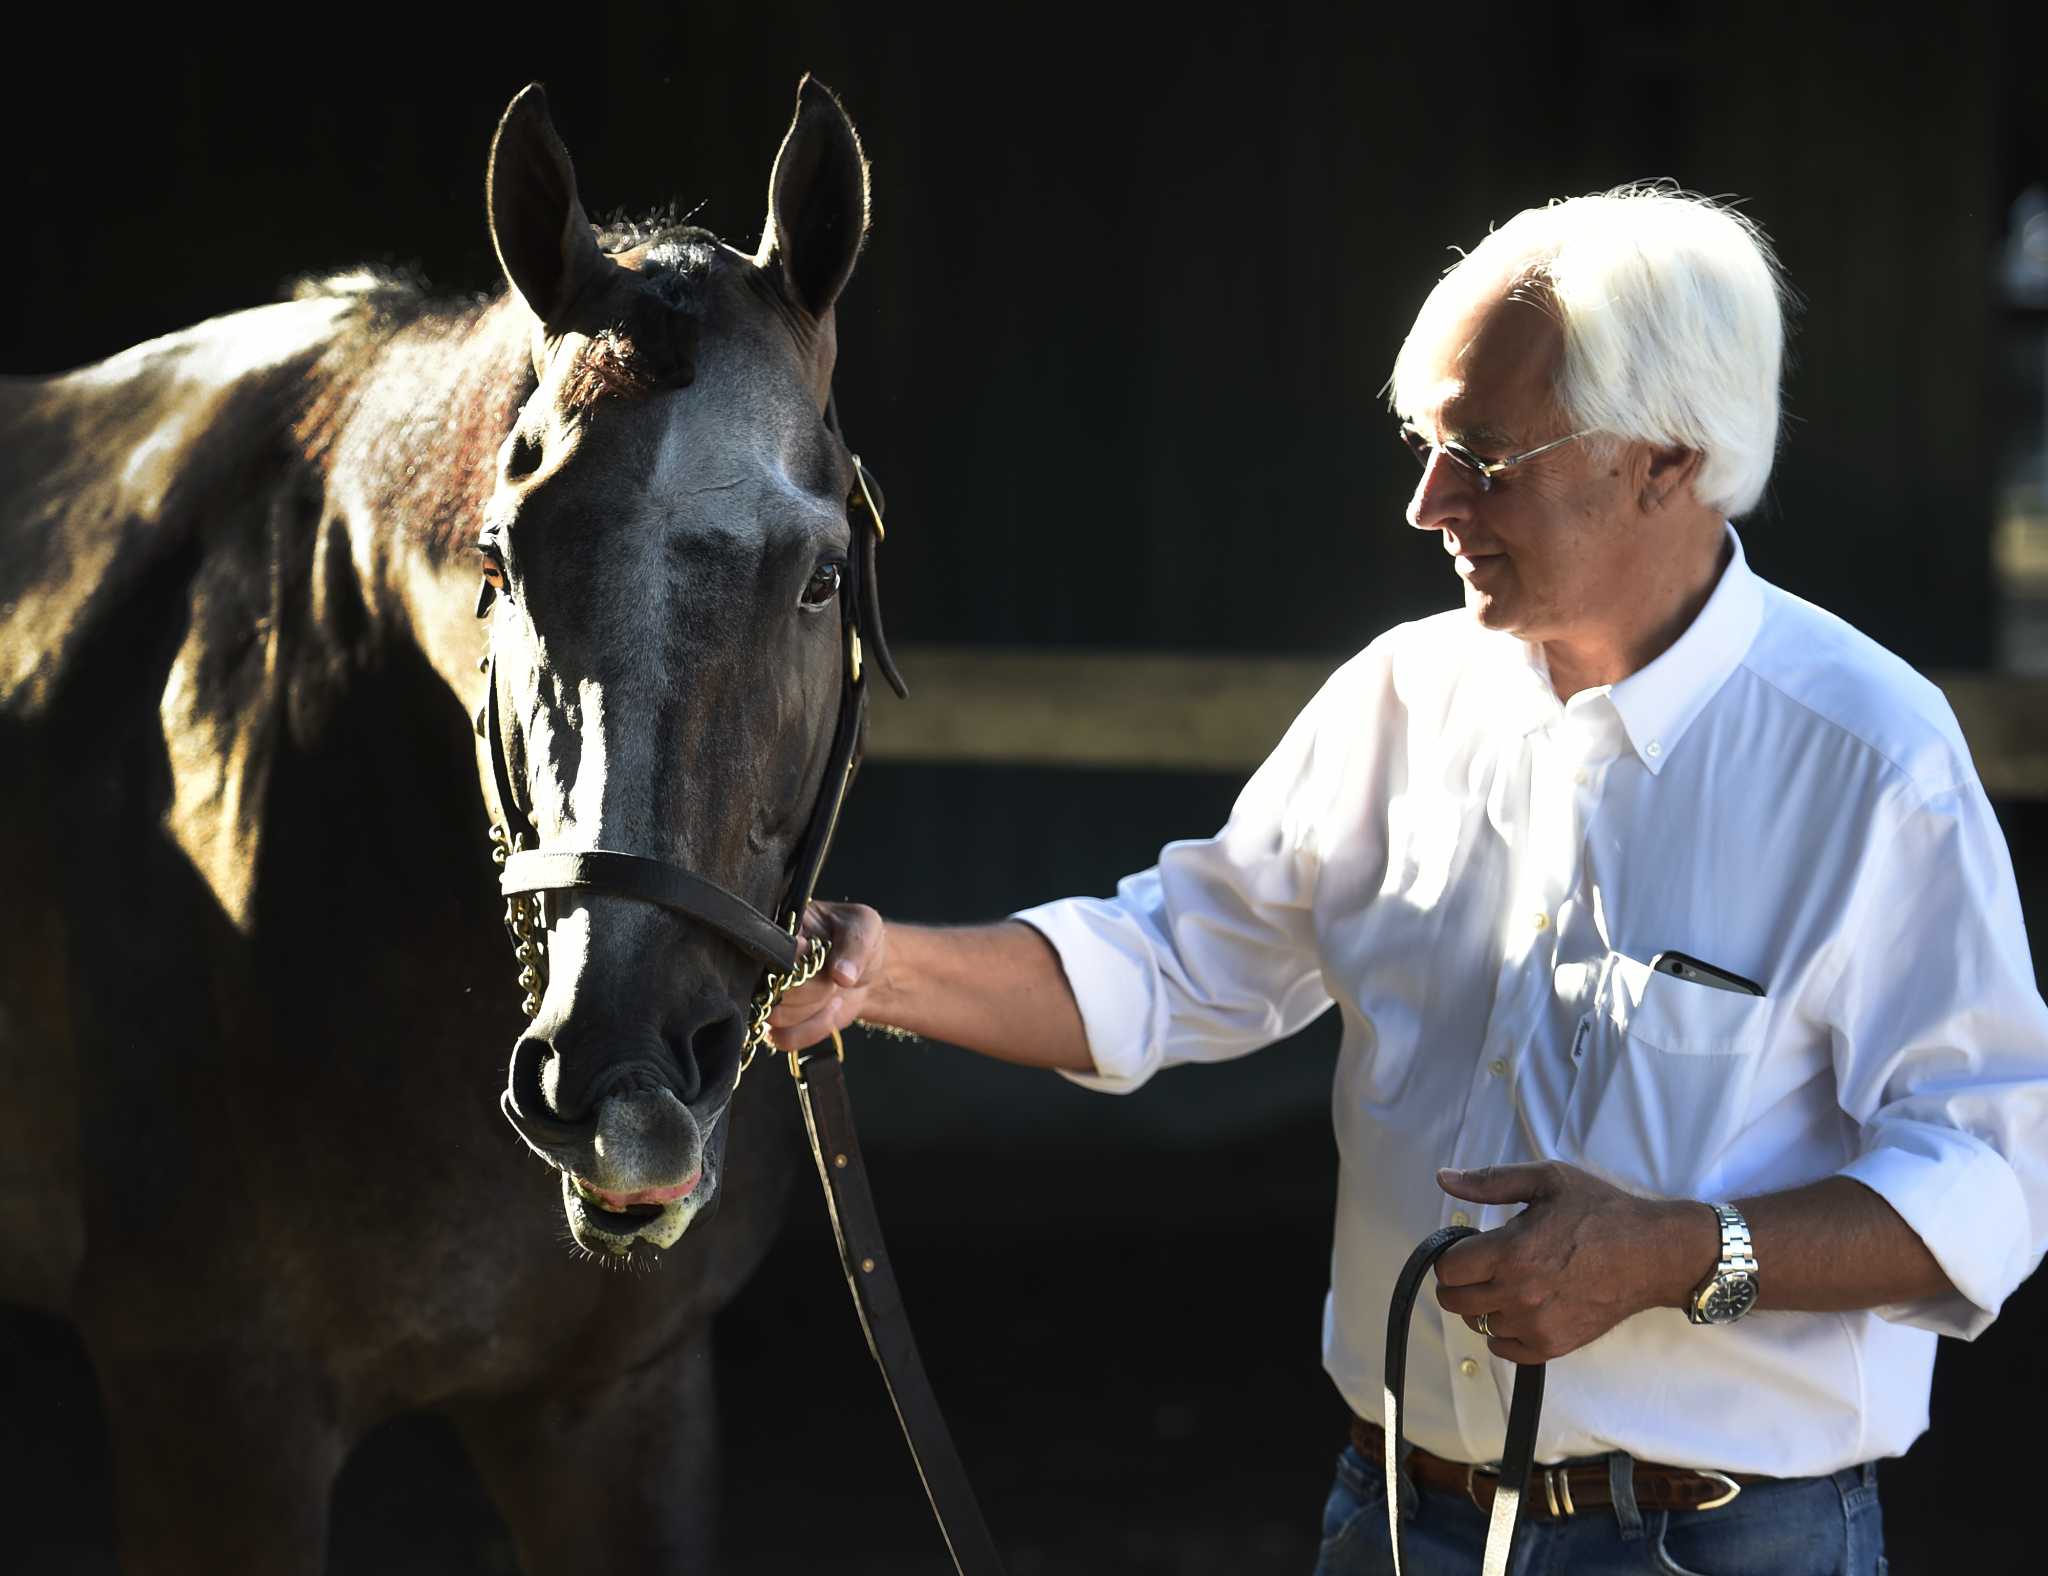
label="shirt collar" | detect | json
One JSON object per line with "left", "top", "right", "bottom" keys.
{"left": 1604, "top": 524, "right": 1764, "bottom": 774}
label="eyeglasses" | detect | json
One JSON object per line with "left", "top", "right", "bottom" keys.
{"left": 1399, "top": 424, "right": 1592, "bottom": 492}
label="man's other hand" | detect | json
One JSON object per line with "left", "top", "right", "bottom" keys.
{"left": 1430, "top": 1161, "right": 1714, "bottom": 1363}
{"left": 766, "top": 899, "right": 887, "bottom": 1052}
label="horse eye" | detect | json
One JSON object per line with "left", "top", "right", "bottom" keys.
{"left": 800, "top": 562, "right": 843, "bottom": 609}
{"left": 478, "top": 542, "right": 506, "bottom": 589}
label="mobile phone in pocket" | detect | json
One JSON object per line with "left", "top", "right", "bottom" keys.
{"left": 1650, "top": 950, "right": 1765, "bottom": 997}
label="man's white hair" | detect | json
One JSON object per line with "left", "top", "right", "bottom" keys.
{"left": 1391, "top": 185, "right": 1791, "bottom": 519}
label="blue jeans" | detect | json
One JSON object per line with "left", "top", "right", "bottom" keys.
{"left": 1313, "top": 1443, "right": 1886, "bottom": 1575}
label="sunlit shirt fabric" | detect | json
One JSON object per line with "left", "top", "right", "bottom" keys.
{"left": 1014, "top": 528, "right": 2048, "bottom": 1476}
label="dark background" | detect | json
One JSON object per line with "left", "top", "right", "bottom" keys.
{"left": 4, "top": 3, "right": 2045, "bottom": 1571}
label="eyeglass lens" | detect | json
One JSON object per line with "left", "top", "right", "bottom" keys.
{"left": 1400, "top": 427, "right": 1487, "bottom": 482}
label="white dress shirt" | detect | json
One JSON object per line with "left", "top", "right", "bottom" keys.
{"left": 1016, "top": 528, "right": 2048, "bottom": 1476}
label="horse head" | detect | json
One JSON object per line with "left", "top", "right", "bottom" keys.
{"left": 475, "top": 80, "right": 876, "bottom": 1257}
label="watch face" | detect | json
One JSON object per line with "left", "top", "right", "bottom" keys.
{"left": 1701, "top": 1275, "right": 1759, "bottom": 1323}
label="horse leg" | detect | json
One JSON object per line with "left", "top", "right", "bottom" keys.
{"left": 95, "top": 1347, "right": 345, "bottom": 1576}
{"left": 452, "top": 1322, "right": 724, "bottom": 1574}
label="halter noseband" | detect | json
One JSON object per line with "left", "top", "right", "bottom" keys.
{"left": 480, "top": 393, "right": 904, "bottom": 1070}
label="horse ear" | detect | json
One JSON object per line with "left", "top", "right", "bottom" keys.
{"left": 487, "top": 84, "right": 608, "bottom": 330}
{"left": 756, "top": 75, "right": 869, "bottom": 320}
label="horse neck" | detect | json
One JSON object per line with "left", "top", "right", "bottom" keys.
{"left": 305, "top": 291, "right": 534, "bottom": 703}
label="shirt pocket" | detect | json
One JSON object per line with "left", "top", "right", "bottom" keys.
{"left": 1558, "top": 951, "right": 1773, "bottom": 1197}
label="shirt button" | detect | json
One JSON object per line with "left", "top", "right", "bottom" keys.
{"left": 1531, "top": 912, "right": 1550, "bottom": 931}
{"left": 1459, "top": 1358, "right": 1481, "bottom": 1378}
{"left": 1450, "top": 1210, "right": 1472, "bottom": 1228}
{"left": 1489, "top": 1058, "right": 1508, "bottom": 1078}
{"left": 1574, "top": 768, "right": 1589, "bottom": 787}
{"left": 1646, "top": 740, "right": 1662, "bottom": 758}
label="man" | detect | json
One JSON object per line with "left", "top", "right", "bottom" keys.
{"left": 772, "top": 188, "right": 2048, "bottom": 1573}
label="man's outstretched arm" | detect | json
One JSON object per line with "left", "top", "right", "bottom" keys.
{"left": 767, "top": 902, "right": 1095, "bottom": 1073}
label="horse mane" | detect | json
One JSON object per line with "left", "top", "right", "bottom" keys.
{"left": 287, "top": 264, "right": 437, "bottom": 311}
{"left": 289, "top": 272, "right": 524, "bottom": 563}
{"left": 592, "top": 204, "right": 713, "bottom": 255}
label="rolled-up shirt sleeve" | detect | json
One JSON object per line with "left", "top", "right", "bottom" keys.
{"left": 1013, "top": 652, "right": 1382, "bottom": 1092}
{"left": 1830, "top": 779, "right": 2048, "bottom": 1338}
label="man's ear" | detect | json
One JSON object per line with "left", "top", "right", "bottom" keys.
{"left": 1641, "top": 446, "right": 1703, "bottom": 513}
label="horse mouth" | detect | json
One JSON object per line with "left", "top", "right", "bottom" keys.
{"left": 560, "top": 1164, "right": 715, "bottom": 1254}
{"left": 570, "top": 1169, "right": 700, "bottom": 1210}
{"left": 501, "top": 1033, "right": 738, "bottom": 1256}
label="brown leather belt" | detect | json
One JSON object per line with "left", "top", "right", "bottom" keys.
{"left": 1351, "top": 1417, "right": 1771, "bottom": 1522}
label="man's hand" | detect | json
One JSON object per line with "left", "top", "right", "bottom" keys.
{"left": 1430, "top": 1161, "right": 1713, "bottom": 1363}
{"left": 767, "top": 900, "right": 887, "bottom": 1052}
{"left": 763, "top": 907, "right": 1094, "bottom": 1072}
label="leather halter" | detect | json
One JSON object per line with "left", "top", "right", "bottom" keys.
{"left": 481, "top": 392, "right": 905, "bottom": 996}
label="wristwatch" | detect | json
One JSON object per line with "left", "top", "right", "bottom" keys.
{"left": 1687, "top": 1202, "right": 1760, "bottom": 1325}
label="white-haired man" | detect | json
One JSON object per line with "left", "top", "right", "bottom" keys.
{"left": 772, "top": 189, "right": 2048, "bottom": 1572}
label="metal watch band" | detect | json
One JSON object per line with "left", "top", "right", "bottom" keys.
{"left": 1710, "top": 1202, "right": 1757, "bottom": 1277}
{"left": 1688, "top": 1201, "right": 1760, "bottom": 1325}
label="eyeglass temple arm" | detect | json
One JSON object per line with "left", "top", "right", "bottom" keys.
{"left": 1486, "top": 429, "right": 1593, "bottom": 474}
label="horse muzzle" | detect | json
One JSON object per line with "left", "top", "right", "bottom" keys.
{"left": 502, "top": 1022, "right": 741, "bottom": 1252}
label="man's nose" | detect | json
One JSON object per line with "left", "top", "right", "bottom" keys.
{"left": 1406, "top": 449, "right": 1469, "bottom": 534}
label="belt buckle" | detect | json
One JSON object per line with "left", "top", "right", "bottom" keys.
{"left": 1464, "top": 1463, "right": 1490, "bottom": 1514}
{"left": 1694, "top": 1470, "right": 1742, "bottom": 1512}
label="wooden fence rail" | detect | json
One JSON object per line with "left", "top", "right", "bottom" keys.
{"left": 866, "top": 647, "right": 2048, "bottom": 800}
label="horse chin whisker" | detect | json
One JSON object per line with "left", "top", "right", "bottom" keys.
{"left": 570, "top": 1235, "right": 657, "bottom": 1276}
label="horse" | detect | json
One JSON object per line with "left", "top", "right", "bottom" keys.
{"left": 0, "top": 77, "right": 883, "bottom": 1572}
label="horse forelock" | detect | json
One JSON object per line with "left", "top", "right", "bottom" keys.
{"left": 558, "top": 326, "right": 663, "bottom": 414}
{"left": 287, "top": 226, "right": 812, "bottom": 567}
{"left": 556, "top": 230, "right": 778, "bottom": 420}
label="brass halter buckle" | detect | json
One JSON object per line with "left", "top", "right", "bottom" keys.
{"left": 788, "top": 1025, "right": 846, "bottom": 1085}
{"left": 849, "top": 452, "right": 885, "bottom": 542}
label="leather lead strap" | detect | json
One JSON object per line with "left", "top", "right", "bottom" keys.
{"left": 778, "top": 398, "right": 1000, "bottom": 1572}
{"left": 794, "top": 1053, "right": 1007, "bottom": 1576}
{"left": 1384, "top": 1227, "right": 1546, "bottom": 1576}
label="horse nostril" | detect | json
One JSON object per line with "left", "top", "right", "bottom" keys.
{"left": 667, "top": 1012, "right": 745, "bottom": 1103}
{"left": 508, "top": 1034, "right": 570, "bottom": 1121}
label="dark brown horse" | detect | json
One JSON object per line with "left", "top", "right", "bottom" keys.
{"left": 0, "top": 78, "right": 876, "bottom": 1572}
